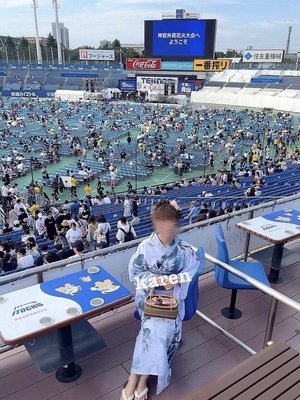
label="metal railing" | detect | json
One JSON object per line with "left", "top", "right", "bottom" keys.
{"left": 2, "top": 191, "right": 300, "bottom": 286}
{"left": 1, "top": 247, "right": 300, "bottom": 357}
{"left": 199, "top": 252, "right": 300, "bottom": 352}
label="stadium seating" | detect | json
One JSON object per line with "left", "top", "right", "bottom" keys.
{"left": 0, "top": 63, "right": 126, "bottom": 93}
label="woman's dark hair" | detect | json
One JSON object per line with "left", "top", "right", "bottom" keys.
{"left": 88, "top": 215, "right": 96, "bottom": 224}
{"left": 98, "top": 214, "right": 107, "bottom": 223}
{"left": 2, "top": 241, "right": 10, "bottom": 254}
{"left": 3, "top": 253, "right": 11, "bottom": 263}
{"left": 119, "top": 216, "right": 127, "bottom": 224}
{"left": 19, "top": 247, "right": 27, "bottom": 256}
{"left": 151, "top": 200, "right": 179, "bottom": 222}
{"left": 74, "top": 240, "right": 84, "bottom": 252}
{"left": 27, "top": 241, "right": 36, "bottom": 250}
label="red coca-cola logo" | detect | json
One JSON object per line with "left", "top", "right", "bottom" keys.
{"left": 126, "top": 58, "right": 161, "bottom": 70}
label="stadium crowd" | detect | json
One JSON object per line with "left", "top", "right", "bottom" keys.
{"left": 0, "top": 99, "right": 299, "bottom": 275}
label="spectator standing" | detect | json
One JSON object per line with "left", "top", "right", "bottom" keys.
{"left": 116, "top": 217, "right": 137, "bottom": 244}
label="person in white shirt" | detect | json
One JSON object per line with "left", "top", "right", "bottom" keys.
{"left": 36, "top": 213, "right": 46, "bottom": 237}
{"left": 66, "top": 222, "right": 82, "bottom": 246}
{"left": 97, "top": 215, "right": 111, "bottom": 246}
{"left": 116, "top": 217, "right": 137, "bottom": 244}
{"left": 17, "top": 162, "right": 24, "bottom": 174}
{"left": 103, "top": 194, "right": 111, "bottom": 205}
{"left": 14, "top": 199, "right": 27, "bottom": 215}
{"left": 17, "top": 248, "right": 35, "bottom": 269}
{"left": 123, "top": 196, "right": 132, "bottom": 218}
{"left": 131, "top": 213, "right": 141, "bottom": 226}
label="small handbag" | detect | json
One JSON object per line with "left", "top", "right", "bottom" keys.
{"left": 144, "top": 289, "right": 178, "bottom": 320}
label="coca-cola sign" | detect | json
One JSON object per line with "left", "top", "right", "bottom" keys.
{"left": 126, "top": 58, "right": 161, "bottom": 70}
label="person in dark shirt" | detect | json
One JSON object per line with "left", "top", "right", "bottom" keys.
{"left": 2, "top": 223, "right": 12, "bottom": 234}
{"left": 199, "top": 202, "right": 209, "bottom": 215}
{"left": 18, "top": 208, "right": 29, "bottom": 230}
{"left": 70, "top": 198, "right": 80, "bottom": 220}
{"left": 35, "top": 243, "right": 60, "bottom": 265}
{"left": 44, "top": 210, "right": 57, "bottom": 241}
{"left": 55, "top": 209, "right": 66, "bottom": 226}
{"left": 55, "top": 243, "right": 75, "bottom": 260}
{"left": 2, "top": 253, "right": 17, "bottom": 273}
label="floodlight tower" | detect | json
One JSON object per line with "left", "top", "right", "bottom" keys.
{"left": 32, "top": 0, "right": 43, "bottom": 64}
{"left": 52, "top": 0, "right": 63, "bottom": 64}
{"left": 286, "top": 26, "right": 292, "bottom": 55}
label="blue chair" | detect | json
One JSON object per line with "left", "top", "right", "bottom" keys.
{"left": 214, "top": 224, "right": 270, "bottom": 320}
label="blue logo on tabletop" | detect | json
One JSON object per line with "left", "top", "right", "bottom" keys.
{"left": 244, "top": 52, "right": 253, "bottom": 60}
{"left": 40, "top": 268, "right": 130, "bottom": 313}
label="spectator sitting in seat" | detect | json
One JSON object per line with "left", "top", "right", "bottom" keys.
{"left": 70, "top": 240, "right": 85, "bottom": 257}
{"left": 187, "top": 201, "right": 199, "bottom": 224}
{"left": 2, "top": 253, "right": 17, "bottom": 273}
{"left": 196, "top": 213, "right": 207, "bottom": 223}
{"left": 55, "top": 243, "right": 75, "bottom": 260}
{"left": 17, "top": 247, "right": 34, "bottom": 270}
{"left": 35, "top": 243, "right": 59, "bottom": 266}
{"left": 26, "top": 240, "right": 40, "bottom": 260}
{"left": 2, "top": 223, "right": 12, "bottom": 234}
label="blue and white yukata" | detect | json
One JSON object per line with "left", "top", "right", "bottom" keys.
{"left": 129, "top": 233, "right": 204, "bottom": 394}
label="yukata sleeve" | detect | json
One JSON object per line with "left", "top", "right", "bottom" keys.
{"left": 128, "top": 241, "right": 158, "bottom": 302}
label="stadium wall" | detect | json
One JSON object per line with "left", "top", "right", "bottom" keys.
{"left": 191, "top": 88, "right": 300, "bottom": 112}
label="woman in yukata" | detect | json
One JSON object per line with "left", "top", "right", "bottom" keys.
{"left": 121, "top": 200, "right": 204, "bottom": 400}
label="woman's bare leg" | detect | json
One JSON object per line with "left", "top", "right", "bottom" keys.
{"left": 121, "top": 373, "right": 139, "bottom": 400}
{"left": 135, "top": 375, "right": 149, "bottom": 399}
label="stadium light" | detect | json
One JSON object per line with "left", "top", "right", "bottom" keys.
{"left": 52, "top": 0, "right": 63, "bottom": 64}
{"left": 32, "top": 0, "right": 43, "bottom": 64}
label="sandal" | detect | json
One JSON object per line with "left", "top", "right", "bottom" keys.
{"left": 122, "top": 388, "right": 135, "bottom": 400}
{"left": 134, "top": 387, "right": 148, "bottom": 399}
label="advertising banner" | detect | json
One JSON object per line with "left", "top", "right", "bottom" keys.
{"left": 1, "top": 89, "right": 55, "bottom": 98}
{"left": 118, "top": 79, "right": 136, "bottom": 92}
{"left": 178, "top": 81, "right": 195, "bottom": 93}
{"left": 126, "top": 58, "right": 161, "bottom": 70}
{"left": 161, "top": 61, "right": 193, "bottom": 71}
{"left": 137, "top": 76, "right": 178, "bottom": 94}
{"left": 193, "top": 59, "right": 230, "bottom": 71}
{"left": 79, "top": 49, "right": 115, "bottom": 61}
{"left": 242, "top": 49, "right": 284, "bottom": 63}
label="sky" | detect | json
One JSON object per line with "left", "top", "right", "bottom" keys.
{"left": 0, "top": 0, "right": 299, "bottom": 52}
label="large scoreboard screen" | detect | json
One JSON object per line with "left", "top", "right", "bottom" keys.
{"left": 144, "top": 19, "right": 217, "bottom": 60}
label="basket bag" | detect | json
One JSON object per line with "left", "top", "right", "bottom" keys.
{"left": 144, "top": 290, "right": 178, "bottom": 320}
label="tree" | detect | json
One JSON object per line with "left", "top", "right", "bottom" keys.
{"left": 215, "top": 51, "right": 226, "bottom": 59}
{"left": 19, "top": 37, "right": 29, "bottom": 61}
{"left": 121, "top": 47, "right": 140, "bottom": 59}
{"left": 225, "top": 48, "right": 242, "bottom": 58}
{"left": 5, "top": 36, "right": 15, "bottom": 48}
{"left": 111, "top": 39, "right": 121, "bottom": 50}
{"left": 5, "top": 36, "right": 15, "bottom": 61}
{"left": 46, "top": 33, "right": 57, "bottom": 50}
{"left": 46, "top": 33, "right": 57, "bottom": 62}
{"left": 100, "top": 40, "right": 111, "bottom": 50}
